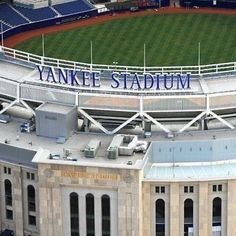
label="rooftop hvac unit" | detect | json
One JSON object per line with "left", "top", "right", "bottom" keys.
{"left": 107, "top": 146, "right": 118, "bottom": 159}
{"left": 84, "top": 139, "right": 101, "bottom": 158}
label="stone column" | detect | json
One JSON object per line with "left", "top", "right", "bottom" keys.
{"left": 198, "top": 182, "right": 209, "bottom": 236}
{"left": 95, "top": 195, "right": 102, "bottom": 236}
{"left": 227, "top": 180, "right": 236, "bottom": 236}
{"left": 79, "top": 194, "right": 86, "bottom": 236}
{"left": 169, "top": 183, "right": 180, "bottom": 236}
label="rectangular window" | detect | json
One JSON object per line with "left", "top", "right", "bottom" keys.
{"left": 27, "top": 172, "right": 30, "bottom": 179}
{"left": 161, "top": 186, "right": 165, "bottom": 193}
{"left": 155, "top": 186, "right": 160, "bottom": 193}
{"left": 4, "top": 167, "right": 7, "bottom": 174}
{"left": 6, "top": 209, "right": 13, "bottom": 220}
{"left": 28, "top": 215, "right": 36, "bottom": 226}
{"left": 8, "top": 168, "right": 11, "bottom": 175}
{"left": 218, "top": 184, "right": 222, "bottom": 192}
{"left": 189, "top": 186, "right": 194, "bottom": 193}
{"left": 184, "top": 186, "right": 188, "bottom": 193}
{"left": 213, "top": 185, "right": 217, "bottom": 192}
{"left": 31, "top": 173, "right": 35, "bottom": 180}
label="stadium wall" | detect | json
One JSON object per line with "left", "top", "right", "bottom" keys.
{"left": 180, "top": 0, "right": 236, "bottom": 9}
{"left": 1, "top": 8, "right": 98, "bottom": 39}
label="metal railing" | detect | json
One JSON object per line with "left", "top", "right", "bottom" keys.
{"left": 1, "top": 46, "right": 236, "bottom": 76}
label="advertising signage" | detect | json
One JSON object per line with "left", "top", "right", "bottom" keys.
{"left": 37, "top": 65, "right": 191, "bottom": 90}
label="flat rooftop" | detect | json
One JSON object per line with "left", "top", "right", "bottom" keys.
{"left": 0, "top": 119, "right": 146, "bottom": 169}
{"left": 0, "top": 143, "right": 37, "bottom": 168}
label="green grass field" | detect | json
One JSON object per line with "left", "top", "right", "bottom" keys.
{"left": 15, "top": 13, "right": 236, "bottom": 66}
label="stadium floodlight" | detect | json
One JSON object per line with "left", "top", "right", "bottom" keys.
{"left": 112, "top": 61, "right": 118, "bottom": 70}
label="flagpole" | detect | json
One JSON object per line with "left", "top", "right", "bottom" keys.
{"left": 198, "top": 42, "right": 201, "bottom": 75}
{"left": 42, "top": 34, "right": 45, "bottom": 57}
{"left": 90, "top": 40, "right": 93, "bottom": 72}
{"left": 144, "top": 43, "right": 146, "bottom": 73}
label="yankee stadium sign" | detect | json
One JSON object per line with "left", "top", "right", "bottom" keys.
{"left": 37, "top": 65, "right": 191, "bottom": 90}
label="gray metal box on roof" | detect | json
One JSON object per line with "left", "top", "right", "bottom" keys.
{"left": 35, "top": 103, "right": 77, "bottom": 139}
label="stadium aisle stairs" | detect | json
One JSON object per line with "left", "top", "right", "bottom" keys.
{"left": 8, "top": 3, "right": 31, "bottom": 22}
{"left": 50, "top": 6, "right": 62, "bottom": 17}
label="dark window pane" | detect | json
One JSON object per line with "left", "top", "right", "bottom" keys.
{"left": 27, "top": 172, "right": 30, "bottom": 179}
{"left": 29, "top": 215, "right": 36, "bottom": 225}
{"left": 70, "top": 192, "right": 79, "bottom": 236}
{"left": 156, "top": 199, "right": 165, "bottom": 236}
{"left": 212, "top": 197, "right": 221, "bottom": 226}
{"left": 5, "top": 179, "right": 12, "bottom": 206}
{"left": 218, "top": 185, "right": 222, "bottom": 192}
{"left": 4, "top": 167, "right": 7, "bottom": 174}
{"left": 213, "top": 185, "right": 217, "bottom": 192}
{"left": 161, "top": 187, "right": 165, "bottom": 193}
{"left": 184, "top": 186, "right": 188, "bottom": 193}
{"left": 6, "top": 209, "right": 13, "bottom": 220}
{"left": 31, "top": 173, "right": 35, "bottom": 180}
{"left": 102, "top": 195, "right": 110, "bottom": 236}
{"left": 86, "top": 193, "right": 94, "bottom": 236}
{"left": 155, "top": 186, "right": 160, "bottom": 193}
{"left": 8, "top": 168, "right": 11, "bottom": 175}
{"left": 28, "top": 185, "right": 36, "bottom": 212}
{"left": 184, "top": 199, "right": 194, "bottom": 235}
{"left": 189, "top": 186, "right": 194, "bottom": 193}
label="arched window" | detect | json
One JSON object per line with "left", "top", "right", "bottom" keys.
{"left": 212, "top": 197, "right": 221, "bottom": 227}
{"left": 27, "top": 185, "right": 36, "bottom": 212}
{"left": 5, "top": 179, "right": 12, "bottom": 206}
{"left": 5, "top": 179, "right": 13, "bottom": 220}
{"left": 70, "top": 192, "right": 79, "bottom": 236}
{"left": 86, "top": 193, "right": 95, "bottom": 236}
{"left": 155, "top": 199, "right": 165, "bottom": 236}
{"left": 184, "top": 199, "right": 193, "bottom": 236}
{"left": 101, "top": 195, "right": 110, "bottom": 236}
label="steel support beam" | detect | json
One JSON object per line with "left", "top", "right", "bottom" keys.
{"left": 0, "top": 100, "right": 18, "bottom": 115}
{"left": 209, "top": 111, "right": 235, "bottom": 130}
{"left": 178, "top": 111, "right": 206, "bottom": 133}
{"left": 20, "top": 100, "right": 36, "bottom": 116}
{"left": 143, "top": 112, "right": 171, "bottom": 133}
{"left": 111, "top": 113, "right": 140, "bottom": 134}
{"left": 78, "top": 108, "right": 110, "bottom": 134}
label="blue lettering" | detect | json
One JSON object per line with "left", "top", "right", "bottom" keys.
{"left": 82, "top": 70, "right": 91, "bottom": 86}
{"left": 37, "top": 65, "right": 45, "bottom": 81}
{"left": 164, "top": 73, "right": 174, "bottom": 90}
{"left": 92, "top": 71, "right": 101, "bottom": 87}
{"left": 130, "top": 73, "right": 141, "bottom": 90}
{"left": 155, "top": 73, "right": 161, "bottom": 90}
{"left": 58, "top": 68, "right": 68, "bottom": 84}
{"left": 120, "top": 72, "right": 130, "bottom": 89}
{"left": 177, "top": 73, "right": 191, "bottom": 89}
{"left": 70, "top": 70, "right": 80, "bottom": 86}
{"left": 47, "top": 67, "right": 56, "bottom": 83}
{"left": 144, "top": 73, "right": 154, "bottom": 89}
{"left": 111, "top": 72, "right": 120, "bottom": 88}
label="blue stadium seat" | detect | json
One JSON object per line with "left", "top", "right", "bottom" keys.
{"left": 0, "top": 3, "right": 28, "bottom": 26}
{"left": 53, "top": 0, "right": 93, "bottom": 15}
{"left": 0, "top": 22, "right": 11, "bottom": 32}
{"left": 15, "top": 6, "right": 57, "bottom": 22}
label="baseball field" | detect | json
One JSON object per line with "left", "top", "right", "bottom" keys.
{"left": 14, "top": 13, "right": 236, "bottom": 66}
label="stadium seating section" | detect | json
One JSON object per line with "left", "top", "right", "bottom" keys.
{"left": 15, "top": 5, "right": 57, "bottom": 21}
{"left": 0, "top": 3, "right": 29, "bottom": 26}
{"left": 53, "top": 0, "right": 93, "bottom": 15}
{"left": 0, "top": 22, "right": 11, "bottom": 32}
{"left": 0, "top": 0, "right": 94, "bottom": 31}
